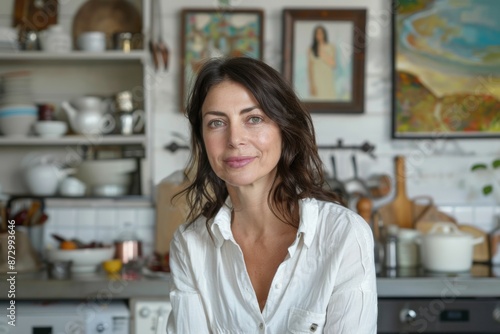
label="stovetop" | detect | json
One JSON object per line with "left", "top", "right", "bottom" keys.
{"left": 377, "top": 264, "right": 500, "bottom": 279}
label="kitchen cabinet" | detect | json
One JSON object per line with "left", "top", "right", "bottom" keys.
{"left": 0, "top": 0, "right": 155, "bottom": 206}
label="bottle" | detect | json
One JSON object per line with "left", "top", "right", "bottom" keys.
{"left": 490, "top": 216, "right": 500, "bottom": 266}
{"left": 384, "top": 235, "right": 398, "bottom": 269}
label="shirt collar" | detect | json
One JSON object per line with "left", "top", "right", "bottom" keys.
{"left": 210, "top": 197, "right": 319, "bottom": 249}
{"left": 210, "top": 197, "right": 234, "bottom": 248}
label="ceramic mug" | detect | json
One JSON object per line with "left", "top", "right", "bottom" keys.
{"left": 77, "top": 31, "right": 106, "bottom": 52}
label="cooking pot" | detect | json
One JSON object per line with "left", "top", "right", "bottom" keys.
{"left": 416, "top": 222, "right": 483, "bottom": 272}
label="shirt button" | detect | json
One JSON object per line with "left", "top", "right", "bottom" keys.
{"left": 259, "top": 322, "right": 264, "bottom": 330}
{"left": 275, "top": 283, "right": 282, "bottom": 289}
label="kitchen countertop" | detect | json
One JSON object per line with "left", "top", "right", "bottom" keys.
{"left": 1, "top": 265, "right": 499, "bottom": 300}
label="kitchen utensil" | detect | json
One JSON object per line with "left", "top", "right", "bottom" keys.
{"left": 76, "top": 158, "right": 136, "bottom": 190}
{"left": 325, "top": 155, "right": 347, "bottom": 201}
{"left": 344, "top": 155, "right": 370, "bottom": 196}
{"left": 397, "top": 228, "right": 421, "bottom": 267}
{"left": 377, "top": 156, "right": 413, "bottom": 229}
{"left": 113, "top": 32, "right": 142, "bottom": 52}
{"left": 77, "top": 31, "right": 106, "bottom": 51}
{"left": 366, "top": 174, "right": 391, "bottom": 198}
{"left": 114, "top": 240, "right": 142, "bottom": 264}
{"left": 33, "top": 120, "right": 67, "bottom": 138}
{"left": 356, "top": 196, "right": 372, "bottom": 224}
{"left": 72, "top": 0, "right": 142, "bottom": 50}
{"left": 115, "top": 109, "right": 145, "bottom": 135}
{"left": 416, "top": 222, "right": 483, "bottom": 272}
{"left": 59, "top": 176, "right": 86, "bottom": 196}
{"left": 61, "top": 96, "right": 115, "bottom": 135}
{"left": 23, "top": 156, "right": 73, "bottom": 196}
{"left": 47, "top": 260, "right": 72, "bottom": 280}
{"left": 47, "top": 246, "right": 115, "bottom": 273}
{"left": 458, "top": 224, "right": 490, "bottom": 263}
{"left": 0, "top": 104, "right": 37, "bottom": 136}
{"left": 39, "top": 25, "right": 71, "bottom": 53}
{"left": 149, "top": 0, "right": 169, "bottom": 71}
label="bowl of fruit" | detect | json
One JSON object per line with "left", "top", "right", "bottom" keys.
{"left": 47, "top": 235, "right": 115, "bottom": 273}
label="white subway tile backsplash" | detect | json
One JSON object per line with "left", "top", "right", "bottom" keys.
{"left": 56, "top": 209, "right": 77, "bottom": 228}
{"left": 474, "top": 206, "right": 495, "bottom": 225}
{"left": 454, "top": 207, "right": 474, "bottom": 224}
{"left": 96, "top": 209, "right": 117, "bottom": 228}
{"left": 77, "top": 209, "right": 97, "bottom": 227}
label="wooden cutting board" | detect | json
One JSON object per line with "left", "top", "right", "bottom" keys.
{"left": 72, "top": 0, "right": 142, "bottom": 49}
{"left": 377, "top": 156, "right": 413, "bottom": 229}
{"left": 458, "top": 225, "right": 490, "bottom": 263}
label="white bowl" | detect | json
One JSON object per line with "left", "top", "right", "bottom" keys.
{"left": 0, "top": 104, "right": 37, "bottom": 113}
{"left": 47, "top": 246, "right": 115, "bottom": 273}
{"left": 77, "top": 31, "right": 106, "bottom": 52}
{"left": 0, "top": 113, "right": 37, "bottom": 136}
{"left": 76, "top": 159, "right": 136, "bottom": 187}
{"left": 34, "top": 121, "right": 67, "bottom": 138}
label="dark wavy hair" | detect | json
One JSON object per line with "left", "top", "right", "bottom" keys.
{"left": 311, "top": 25, "right": 329, "bottom": 57}
{"left": 180, "top": 57, "right": 343, "bottom": 229}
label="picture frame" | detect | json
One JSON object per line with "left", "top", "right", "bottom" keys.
{"left": 392, "top": 0, "right": 500, "bottom": 139}
{"left": 282, "top": 9, "right": 367, "bottom": 114}
{"left": 180, "top": 8, "right": 264, "bottom": 112}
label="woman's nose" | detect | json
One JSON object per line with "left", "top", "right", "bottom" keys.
{"left": 227, "top": 122, "right": 246, "bottom": 147}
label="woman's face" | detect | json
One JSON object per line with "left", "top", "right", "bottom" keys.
{"left": 201, "top": 80, "right": 282, "bottom": 189}
{"left": 315, "top": 28, "right": 325, "bottom": 42}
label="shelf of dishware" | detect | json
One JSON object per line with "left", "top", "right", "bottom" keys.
{"left": 44, "top": 195, "right": 153, "bottom": 208}
{"left": 0, "top": 50, "right": 147, "bottom": 62}
{"left": 0, "top": 135, "right": 147, "bottom": 146}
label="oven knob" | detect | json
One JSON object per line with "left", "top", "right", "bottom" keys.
{"left": 139, "top": 306, "right": 151, "bottom": 317}
{"left": 399, "top": 308, "right": 417, "bottom": 324}
{"left": 96, "top": 322, "right": 106, "bottom": 333}
{"left": 493, "top": 307, "right": 500, "bottom": 323}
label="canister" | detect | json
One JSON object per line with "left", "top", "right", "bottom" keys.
{"left": 397, "top": 228, "right": 421, "bottom": 267}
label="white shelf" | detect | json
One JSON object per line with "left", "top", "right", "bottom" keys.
{"left": 0, "top": 135, "right": 146, "bottom": 146}
{"left": 45, "top": 196, "right": 153, "bottom": 208}
{"left": 0, "top": 50, "right": 147, "bottom": 61}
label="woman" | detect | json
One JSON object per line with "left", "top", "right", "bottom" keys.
{"left": 167, "top": 57, "right": 377, "bottom": 333}
{"left": 308, "top": 25, "right": 336, "bottom": 99}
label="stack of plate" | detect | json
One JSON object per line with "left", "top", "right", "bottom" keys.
{"left": 0, "top": 27, "right": 19, "bottom": 52}
{"left": 0, "top": 71, "right": 34, "bottom": 106}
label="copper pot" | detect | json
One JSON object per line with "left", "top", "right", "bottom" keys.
{"left": 114, "top": 240, "right": 142, "bottom": 264}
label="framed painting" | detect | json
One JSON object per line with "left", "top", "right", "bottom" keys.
{"left": 180, "top": 8, "right": 264, "bottom": 112}
{"left": 392, "top": 0, "right": 500, "bottom": 139}
{"left": 282, "top": 9, "right": 367, "bottom": 114}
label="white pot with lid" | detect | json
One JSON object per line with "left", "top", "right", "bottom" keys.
{"left": 416, "top": 222, "right": 483, "bottom": 272}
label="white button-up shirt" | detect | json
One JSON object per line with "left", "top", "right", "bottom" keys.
{"left": 167, "top": 198, "right": 377, "bottom": 333}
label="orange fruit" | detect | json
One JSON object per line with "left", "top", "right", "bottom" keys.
{"left": 60, "top": 241, "right": 78, "bottom": 250}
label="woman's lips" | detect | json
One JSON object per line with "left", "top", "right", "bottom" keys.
{"left": 224, "top": 157, "right": 255, "bottom": 168}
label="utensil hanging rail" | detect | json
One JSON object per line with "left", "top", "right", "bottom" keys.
{"left": 318, "top": 139, "right": 376, "bottom": 159}
{"left": 164, "top": 139, "right": 375, "bottom": 158}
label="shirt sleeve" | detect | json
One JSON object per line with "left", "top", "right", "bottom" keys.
{"left": 324, "top": 216, "right": 378, "bottom": 334}
{"left": 166, "top": 228, "right": 211, "bottom": 334}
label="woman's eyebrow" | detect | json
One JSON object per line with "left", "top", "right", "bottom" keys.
{"left": 202, "top": 106, "right": 260, "bottom": 118}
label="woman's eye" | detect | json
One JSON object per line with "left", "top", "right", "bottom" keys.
{"left": 248, "top": 116, "right": 263, "bottom": 124}
{"left": 208, "top": 120, "right": 224, "bottom": 128}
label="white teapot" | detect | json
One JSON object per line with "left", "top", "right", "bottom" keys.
{"left": 23, "top": 155, "right": 75, "bottom": 196}
{"left": 61, "top": 96, "right": 115, "bottom": 135}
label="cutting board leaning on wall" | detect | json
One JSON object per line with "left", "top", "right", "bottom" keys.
{"left": 155, "top": 170, "right": 193, "bottom": 257}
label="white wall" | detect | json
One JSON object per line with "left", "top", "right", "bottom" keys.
{"left": 153, "top": 0, "right": 500, "bottom": 211}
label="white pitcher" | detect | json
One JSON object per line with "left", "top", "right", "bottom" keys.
{"left": 61, "top": 96, "right": 115, "bottom": 135}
